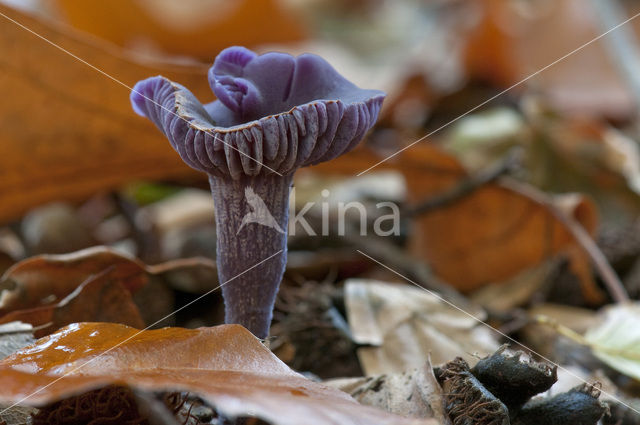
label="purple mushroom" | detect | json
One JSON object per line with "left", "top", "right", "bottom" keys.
{"left": 131, "top": 46, "right": 385, "bottom": 338}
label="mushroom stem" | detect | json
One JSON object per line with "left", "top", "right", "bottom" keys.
{"left": 209, "top": 173, "right": 292, "bottom": 338}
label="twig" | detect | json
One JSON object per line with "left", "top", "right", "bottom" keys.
{"left": 553, "top": 207, "right": 630, "bottom": 303}
{"left": 407, "top": 147, "right": 522, "bottom": 216}
{"left": 506, "top": 180, "right": 630, "bottom": 304}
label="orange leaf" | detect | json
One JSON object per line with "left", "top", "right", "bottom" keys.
{"left": 402, "top": 145, "right": 598, "bottom": 293}
{"left": 0, "top": 4, "right": 207, "bottom": 223}
{"left": 54, "top": 0, "right": 306, "bottom": 60}
{"left": 0, "top": 323, "right": 436, "bottom": 425}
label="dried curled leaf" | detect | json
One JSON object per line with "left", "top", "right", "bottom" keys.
{"left": 345, "top": 279, "right": 498, "bottom": 374}
{"left": 0, "top": 269, "right": 145, "bottom": 338}
{"left": 0, "top": 247, "right": 147, "bottom": 315}
{"left": 0, "top": 323, "right": 434, "bottom": 425}
{"left": 327, "top": 359, "right": 450, "bottom": 423}
{"left": 0, "top": 246, "right": 215, "bottom": 316}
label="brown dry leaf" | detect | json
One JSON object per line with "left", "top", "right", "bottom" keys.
{"left": 311, "top": 144, "right": 599, "bottom": 295}
{"left": 402, "top": 145, "right": 598, "bottom": 293}
{"left": 0, "top": 269, "right": 145, "bottom": 337}
{"left": 327, "top": 359, "right": 450, "bottom": 424}
{"left": 0, "top": 246, "right": 216, "bottom": 317}
{"left": 0, "top": 3, "right": 208, "bottom": 223}
{"left": 0, "top": 246, "right": 147, "bottom": 315}
{"left": 0, "top": 322, "right": 436, "bottom": 425}
{"left": 345, "top": 279, "right": 499, "bottom": 375}
{"left": 53, "top": 0, "right": 307, "bottom": 59}
{"left": 464, "top": 0, "right": 636, "bottom": 120}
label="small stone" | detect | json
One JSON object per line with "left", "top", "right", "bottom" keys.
{"left": 21, "top": 202, "right": 94, "bottom": 254}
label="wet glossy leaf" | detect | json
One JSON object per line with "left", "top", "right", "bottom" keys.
{"left": 0, "top": 323, "right": 435, "bottom": 425}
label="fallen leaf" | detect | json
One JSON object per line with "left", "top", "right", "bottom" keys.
{"left": 0, "top": 246, "right": 147, "bottom": 315}
{"left": 0, "top": 322, "right": 436, "bottom": 425}
{"left": 327, "top": 359, "right": 451, "bottom": 424}
{"left": 311, "top": 144, "right": 599, "bottom": 294}
{"left": 0, "top": 246, "right": 216, "bottom": 316}
{"left": 0, "top": 3, "right": 207, "bottom": 223}
{"left": 0, "top": 269, "right": 145, "bottom": 337}
{"left": 525, "top": 115, "right": 640, "bottom": 223}
{"left": 463, "top": 0, "right": 521, "bottom": 88}
{"left": 402, "top": 145, "right": 599, "bottom": 293}
{"left": 464, "top": 0, "right": 637, "bottom": 120}
{"left": 520, "top": 303, "right": 597, "bottom": 360}
{"left": 533, "top": 303, "right": 640, "bottom": 382}
{"left": 53, "top": 0, "right": 307, "bottom": 59}
{"left": 344, "top": 279, "right": 499, "bottom": 375}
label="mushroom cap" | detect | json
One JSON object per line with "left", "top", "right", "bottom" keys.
{"left": 131, "top": 46, "right": 385, "bottom": 179}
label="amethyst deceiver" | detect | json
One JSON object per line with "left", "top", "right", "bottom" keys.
{"left": 131, "top": 46, "right": 385, "bottom": 338}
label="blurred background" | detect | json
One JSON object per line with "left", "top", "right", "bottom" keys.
{"left": 2, "top": 0, "right": 640, "bottom": 382}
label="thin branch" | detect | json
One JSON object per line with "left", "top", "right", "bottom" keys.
{"left": 507, "top": 181, "right": 630, "bottom": 304}
{"left": 552, "top": 206, "right": 630, "bottom": 303}
{"left": 407, "top": 147, "right": 522, "bottom": 216}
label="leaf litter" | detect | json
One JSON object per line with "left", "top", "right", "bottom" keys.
{"left": 2, "top": 1, "right": 640, "bottom": 424}
{"left": 0, "top": 322, "right": 434, "bottom": 425}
